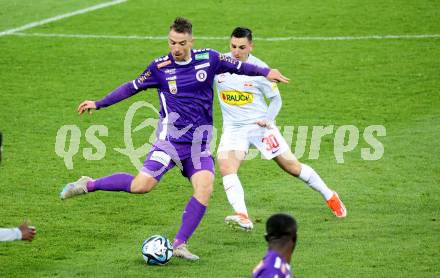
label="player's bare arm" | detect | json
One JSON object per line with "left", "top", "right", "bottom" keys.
{"left": 255, "top": 94, "right": 282, "bottom": 129}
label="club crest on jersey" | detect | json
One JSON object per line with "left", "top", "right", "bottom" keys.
{"left": 220, "top": 90, "right": 253, "bottom": 106}
{"left": 168, "top": 80, "right": 177, "bottom": 94}
{"left": 196, "top": 70, "right": 207, "bottom": 82}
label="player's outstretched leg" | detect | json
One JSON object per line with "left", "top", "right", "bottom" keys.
{"left": 173, "top": 170, "right": 213, "bottom": 261}
{"left": 325, "top": 191, "right": 346, "bottom": 218}
{"left": 60, "top": 176, "right": 92, "bottom": 199}
{"left": 60, "top": 173, "right": 135, "bottom": 200}
{"left": 223, "top": 173, "right": 253, "bottom": 230}
{"left": 299, "top": 164, "right": 346, "bottom": 218}
{"left": 218, "top": 150, "right": 253, "bottom": 230}
{"left": 173, "top": 197, "right": 205, "bottom": 261}
{"left": 274, "top": 151, "right": 347, "bottom": 218}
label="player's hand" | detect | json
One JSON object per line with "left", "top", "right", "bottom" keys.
{"left": 77, "top": 100, "right": 97, "bottom": 115}
{"left": 256, "top": 119, "right": 274, "bottom": 129}
{"left": 19, "top": 221, "right": 36, "bottom": 241}
{"left": 266, "top": 69, "right": 289, "bottom": 83}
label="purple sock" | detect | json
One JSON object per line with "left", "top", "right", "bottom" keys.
{"left": 174, "top": 197, "right": 207, "bottom": 248}
{"left": 86, "top": 173, "right": 133, "bottom": 193}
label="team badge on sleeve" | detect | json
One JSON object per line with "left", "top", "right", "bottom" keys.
{"left": 138, "top": 70, "right": 152, "bottom": 83}
{"left": 219, "top": 54, "right": 239, "bottom": 66}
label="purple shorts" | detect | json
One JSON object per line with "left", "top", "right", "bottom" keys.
{"left": 141, "top": 140, "right": 215, "bottom": 181}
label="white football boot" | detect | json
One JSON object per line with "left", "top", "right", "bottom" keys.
{"left": 60, "top": 176, "right": 92, "bottom": 200}
{"left": 173, "top": 244, "right": 200, "bottom": 261}
{"left": 225, "top": 213, "right": 254, "bottom": 231}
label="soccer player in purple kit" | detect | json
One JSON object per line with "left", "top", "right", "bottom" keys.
{"left": 59, "top": 17, "right": 289, "bottom": 260}
{"left": 252, "top": 213, "right": 297, "bottom": 278}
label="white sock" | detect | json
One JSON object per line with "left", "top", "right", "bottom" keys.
{"left": 223, "top": 174, "right": 248, "bottom": 216}
{"left": 298, "top": 164, "right": 334, "bottom": 200}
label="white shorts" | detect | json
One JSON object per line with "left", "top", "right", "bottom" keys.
{"left": 217, "top": 124, "right": 289, "bottom": 160}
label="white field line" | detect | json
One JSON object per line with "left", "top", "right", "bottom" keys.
{"left": 0, "top": 0, "right": 127, "bottom": 37}
{"left": 7, "top": 32, "right": 440, "bottom": 41}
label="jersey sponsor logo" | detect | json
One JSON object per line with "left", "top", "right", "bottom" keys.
{"left": 196, "top": 70, "right": 207, "bottom": 82}
{"left": 138, "top": 70, "right": 152, "bottom": 83}
{"left": 244, "top": 82, "right": 253, "bottom": 88}
{"left": 165, "top": 68, "right": 176, "bottom": 75}
{"left": 219, "top": 54, "right": 238, "bottom": 66}
{"left": 220, "top": 90, "right": 253, "bottom": 106}
{"left": 195, "top": 52, "right": 209, "bottom": 60}
{"left": 166, "top": 75, "right": 177, "bottom": 81}
{"left": 193, "top": 48, "right": 210, "bottom": 53}
{"left": 168, "top": 80, "right": 177, "bottom": 94}
{"left": 195, "top": 62, "right": 210, "bottom": 70}
{"left": 157, "top": 60, "right": 172, "bottom": 69}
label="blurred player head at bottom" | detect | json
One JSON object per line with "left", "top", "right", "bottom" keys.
{"left": 265, "top": 213, "right": 298, "bottom": 263}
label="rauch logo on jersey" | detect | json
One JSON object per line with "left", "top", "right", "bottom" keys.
{"left": 220, "top": 91, "right": 253, "bottom": 106}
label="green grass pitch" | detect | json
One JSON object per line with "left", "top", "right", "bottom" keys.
{"left": 0, "top": 0, "right": 439, "bottom": 276}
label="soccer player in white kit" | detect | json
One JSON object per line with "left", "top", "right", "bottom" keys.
{"left": 215, "top": 27, "right": 347, "bottom": 230}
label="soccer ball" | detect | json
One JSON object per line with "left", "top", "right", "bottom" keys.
{"left": 141, "top": 235, "right": 173, "bottom": 265}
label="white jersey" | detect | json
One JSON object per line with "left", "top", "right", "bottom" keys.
{"left": 215, "top": 53, "right": 280, "bottom": 127}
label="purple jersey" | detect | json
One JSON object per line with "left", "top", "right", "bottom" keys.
{"left": 252, "top": 250, "right": 292, "bottom": 278}
{"left": 95, "top": 48, "right": 270, "bottom": 143}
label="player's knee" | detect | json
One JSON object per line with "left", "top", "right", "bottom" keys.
{"left": 194, "top": 183, "right": 213, "bottom": 205}
{"left": 130, "top": 177, "right": 157, "bottom": 194}
{"left": 218, "top": 160, "right": 235, "bottom": 176}
{"left": 289, "top": 162, "right": 302, "bottom": 177}
{"left": 204, "top": 182, "right": 214, "bottom": 196}
{"left": 280, "top": 159, "right": 301, "bottom": 177}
